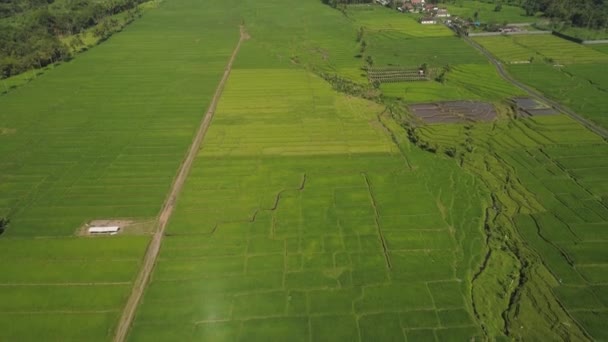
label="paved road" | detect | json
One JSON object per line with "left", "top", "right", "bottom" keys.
{"left": 113, "top": 26, "right": 248, "bottom": 342}
{"left": 463, "top": 35, "right": 608, "bottom": 139}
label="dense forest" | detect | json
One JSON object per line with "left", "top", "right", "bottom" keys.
{"left": 0, "top": 0, "right": 147, "bottom": 79}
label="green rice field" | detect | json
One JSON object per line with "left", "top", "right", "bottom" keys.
{"left": 1, "top": 0, "right": 608, "bottom": 340}
{"left": 0, "top": 0, "right": 240, "bottom": 339}
{"left": 475, "top": 34, "right": 608, "bottom": 64}
{"left": 509, "top": 63, "right": 608, "bottom": 129}
{"left": 414, "top": 114, "right": 608, "bottom": 340}
{"left": 128, "top": 60, "right": 486, "bottom": 341}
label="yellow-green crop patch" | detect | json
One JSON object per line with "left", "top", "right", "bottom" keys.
{"left": 129, "top": 45, "right": 486, "bottom": 339}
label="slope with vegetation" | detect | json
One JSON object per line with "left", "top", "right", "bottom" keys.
{"left": 0, "top": 0, "right": 148, "bottom": 79}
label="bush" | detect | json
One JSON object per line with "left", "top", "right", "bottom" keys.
{"left": 0, "top": 217, "right": 8, "bottom": 235}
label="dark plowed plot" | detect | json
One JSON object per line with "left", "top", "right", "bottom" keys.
{"left": 513, "top": 97, "right": 558, "bottom": 116}
{"left": 410, "top": 101, "right": 497, "bottom": 124}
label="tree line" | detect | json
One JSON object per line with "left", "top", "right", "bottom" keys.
{"left": 0, "top": 0, "right": 147, "bottom": 79}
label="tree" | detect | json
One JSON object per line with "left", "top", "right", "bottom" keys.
{"left": 365, "top": 55, "right": 374, "bottom": 66}
{"left": 494, "top": 3, "right": 503, "bottom": 12}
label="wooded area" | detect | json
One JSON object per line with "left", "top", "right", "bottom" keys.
{"left": 0, "top": 0, "right": 146, "bottom": 78}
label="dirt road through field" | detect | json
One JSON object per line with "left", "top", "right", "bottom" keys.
{"left": 113, "top": 26, "right": 248, "bottom": 342}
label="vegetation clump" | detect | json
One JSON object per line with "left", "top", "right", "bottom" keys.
{"left": 0, "top": 217, "right": 8, "bottom": 235}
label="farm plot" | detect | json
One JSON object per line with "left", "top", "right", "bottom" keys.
{"left": 367, "top": 66, "right": 428, "bottom": 83}
{"left": 366, "top": 33, "right": 487, "bottom": 67}
{"left": 414, "top": 114, "right": 608, "bottom": 340}
{"left": 473, "top": 35, "right": 537, "bottom": 63}
{"left": 512, "top": 35, "right": 608, "bottom": 64}
{"left": 0, "top": 0, "right": 241, "bottom": 237}
{"left": 0, "top": 236, "right": 148, "bottom": 341}
{"left": 380, "top": 64, "right": 524, "bottom": 102}
{"left": 564, "top": 63, "right": 608, "bottom": 89}
{"left": 509, "top": 63, "right": 608, "bottom": 129}
{"left": 475, "top": 34, "right": 608, "bottom": 64}
{"left": 591, "top": 44, "right": 608, "bottom": 54}
{"left": 410, "top": 101, "right": 497, "bottom": 123}
{"left": 513, "top": 97, "right": 558, "bottom": 116}
{"left": 128, "top": 62, "right": 486, "bottom": 340}
{"left": 237, "top": 0, "right": 363, "bottom": 74}
{"left": 544, "top": 143, "right": 608, "bottom": 199}
{"left": 347, "top": 6, "right": 454, "bottom": 37}
{"left": 0, "top": 0, "right": 243, "bottom": 340}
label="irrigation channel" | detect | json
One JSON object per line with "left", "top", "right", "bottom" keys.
{"left": 462, "top": 34, "right": 608, "bottom": 140}
{"left": 113, "top": 25, "right": 249, "bottom": 342}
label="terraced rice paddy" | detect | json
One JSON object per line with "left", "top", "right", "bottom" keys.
{"left": 410, "top": 101, "right": 497, "bottom": 123}
{"left": 413, "top": 114, "right": 608, "bottom": 339}
{"left": 381, "top": 64, "right": 524, "bottom": 102}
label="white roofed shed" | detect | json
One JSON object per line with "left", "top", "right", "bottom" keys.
{"left": 88, "top": 226, "right": 120, "bottom": 235}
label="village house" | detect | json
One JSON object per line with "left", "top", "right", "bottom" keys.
{"left": 435, "top": 8, "right": 450, "bottom": 17}
{"left": 398, "top": 2, "right": 414, "bottom": 12}
{"left": 420, "top": 17, "right": 437, "bottom": 24}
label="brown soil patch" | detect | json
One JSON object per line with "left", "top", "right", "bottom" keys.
{"left": 409, "top": 101, "right": 497, "bottom": 124}
{"left": 512, "top": 97, "right": 558, "bottom": 116}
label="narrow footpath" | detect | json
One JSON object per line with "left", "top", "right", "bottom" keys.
{"left": 463, "top": 35, "right": 608, "bottom": 139}
{"left": 113, "top": 25, "right": 248, "bottom": 342}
